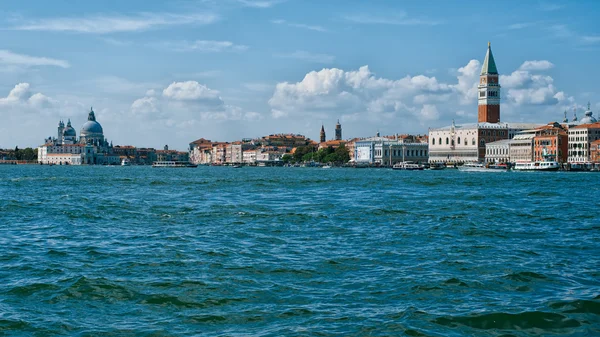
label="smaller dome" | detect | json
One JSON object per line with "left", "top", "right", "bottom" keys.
{"left": 63, "top": 126, "right": 76, "bottom": 137}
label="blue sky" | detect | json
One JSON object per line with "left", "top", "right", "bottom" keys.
{"left": 1, "top": 0, "right": 599, "bottom": 150}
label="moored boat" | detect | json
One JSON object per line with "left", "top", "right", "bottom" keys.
{"left": 513, "top": 161, "right": 559, "bottom": 171}
{"left": 152, "top": 161, "right": 198, "bottom": 168}
{"left": 121, "top": 158, "right": 131, "bottom": 166}
{"left": 392, "top": 162, "right": 424, "bottom": 170}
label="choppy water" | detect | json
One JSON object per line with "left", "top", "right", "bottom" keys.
{"left": 0, "top": 165, "right": 599, "bottom": 336}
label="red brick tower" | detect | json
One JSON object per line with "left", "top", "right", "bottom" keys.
{"left": 478, "top": 42, "right": 501, "bottom": 123}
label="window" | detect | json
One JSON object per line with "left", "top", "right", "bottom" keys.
{"left": 472, "top": 139, "right": 476, "bottom": 145}
{"left": 446, "top": 138, "right": 449, "bottom": 145}
{"left": 432, "top": 138, "right": 435, "bottom": 145}
{"left": 458, "top": 137, "right": 461, "bottom": 145}
{"left": 439, "top": 138, "right": 442, "bottom": 145}
{"left": 480, "top": 139, "right": 485, "bottom": 146}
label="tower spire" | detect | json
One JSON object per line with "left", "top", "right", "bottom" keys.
{"left": 480, "top": 42, "right": 498, "bottom": 75}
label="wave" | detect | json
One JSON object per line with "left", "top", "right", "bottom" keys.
{"left": 434, "top": 311, "right": 581, "bottom": 330}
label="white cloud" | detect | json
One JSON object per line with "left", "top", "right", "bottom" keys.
{"left": 0, "top": 50, "right": 70, "bottom": 68}
{"left": 152, "top": 40, "right": 248, "bottom": 52}
{"left": 342, "top": 12, "right": 441, "bottom": 26}
{"left": 243, "top": 82, "right": 273, "bottom": 92}
{"left": 275, "top": 51, "right": 335, "bottom": 64}
{"left": 162, "top": 81, "right": 223, "bottom": 104}
{"left": 271, "top": 19, "right": 327, "bottom": 32}
{"left": 131, "top": 96, "right": 160, "bottom": 115}
{"left": 519, "top": 60, "right": 554, "bottom": 71}
{"left": 13, "top": 12, "right": 218, "bottom": 34}
{"left": 130, "top": 81, "right": 261, "bottom": 124}
{"left": 453, "top": 59, "right": 480, "bottom": 104}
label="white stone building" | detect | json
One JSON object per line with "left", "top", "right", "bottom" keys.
{"left": 354, "top": 135, "right": 428, "bottom": 165}
{"left": 485, "top": 139, "right": 511, "bottom": 163}
{"left": 568, "top": 122, "right": 600, "bottom": 163}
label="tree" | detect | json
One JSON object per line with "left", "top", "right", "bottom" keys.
{"left": 282, "top": 154, "right": 292, "bottom": 163}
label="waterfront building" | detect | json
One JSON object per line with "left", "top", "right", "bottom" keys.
{"left": 532, "top": 123, "right": 568, "bottom": 163}
{"left": 226, "top": 142, "right": 243, "bottom": 164}
{"left": 568, "top": 121, "right": 600, "bottom": 163}
{"left": 354, "top": 134, "right": 428, "bottom": 166}
{"left": 38, "top": 108, "right": 118, "bottom": 165}
{"left": 428, "top": 43, "right": 540, "bottom": 163}
{"left": 484, "top": 139, "right": 510, "bottom": 163}
{"left": 590, "top": 139, "right": 600, "bottom": 163}
{"left": 243, "top": 149, "right": 257, "bottom": 164}
{"left": 189, "top": 138, "right": 213, "bottom": 165}
{"left": 509, "top": 131, "right": 535, "bottom": 163}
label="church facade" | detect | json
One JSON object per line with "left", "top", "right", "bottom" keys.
{"left": 428, "top": 43, "right": 540, "bottom": 163}
{"left": 38, "top": 108, "right": 119, "bottom": 165}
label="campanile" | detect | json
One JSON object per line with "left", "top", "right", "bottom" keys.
{"left": 478, "top": 42, "right": 501, "bottom": 123}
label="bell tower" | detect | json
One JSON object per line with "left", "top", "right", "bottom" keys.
{"left": 478, "top": 42, "right": 501, "bottom": 123}
{"left": 320, "top": 124, "right": 326, "bottom": 143}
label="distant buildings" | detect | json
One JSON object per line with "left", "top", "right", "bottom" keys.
{"left": 429, "top": 43, "right": 540, "bottom": 163}
{"left": 38, "top": 108, "right": 120, "bottom": 165}
{"left": 188, "top": 134, "right": 314, "bottom": 165}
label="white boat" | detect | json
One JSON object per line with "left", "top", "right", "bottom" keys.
{"left": 513, "top": 161, "right": 559, "bottom": 171}
{"left": 152, "top": 161, "right": 198, "bottom": 168}
{"left": 322, "top": 165, "right": 332, "bottom": 169}
{"left": 121, "top": 158, "right": 131, "bottom": 166}
{"left": 458, "top": 162, "right": 487, "bottom": 172}
{"left": 392, "top": 162, "right": 423, "bottom": 171}
{"left": 459, "top": 162, "right": 510, "bottom": 172}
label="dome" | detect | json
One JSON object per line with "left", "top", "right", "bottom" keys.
{"left": 63, "top": 126, "right": 76, "bottom": 137}
{"left": 579, "top": 103, "right": 597, "bottom": 124}
{"left": 81, "top": 120, "right": 103, "bottom": 135}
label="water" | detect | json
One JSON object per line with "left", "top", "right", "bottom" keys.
{"left": 1, "top": 165, "right": 599, "bottom": 336}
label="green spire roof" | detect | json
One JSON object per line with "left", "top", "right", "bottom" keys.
{"left": 480, "top": 42, "right": 498, "bottom": 75}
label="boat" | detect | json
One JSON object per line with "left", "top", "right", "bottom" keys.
{"left": 121, "top": 158, "right": 131, "bottom": 166}
{"left": 458, "top": 162, "right": 487, "bottom": 172}
{"left": 428, "top": 163, "right": 446, "bottom": 170}
{"left": 152, "top": 161, "right": 198, "bottom": 168}
{"left": 458, "top": 162, "right": 510, "bottom": 172}
{"left": 392, "top": 162, "right": 424, "bottom": 170}
{"left": 322, "top": 165, "right": 332, "bottom": 169}
{"left": 513, "top": 161, "right": 559, "bottom": 171}
{"left": 232, "top": 164, "right": 242, "bottom": 168}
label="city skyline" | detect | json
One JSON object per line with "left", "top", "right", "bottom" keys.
{"left": 1, "top": 0, "right": 599, "bottom": 150}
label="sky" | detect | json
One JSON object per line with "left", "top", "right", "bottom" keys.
{"left": 0, "top": 0, "right": 599, "bottom": 150}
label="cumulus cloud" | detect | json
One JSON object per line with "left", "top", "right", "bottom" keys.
{"left": 519, "top": 60, "right": 554, "bottom": 71}
{"left": 268, "top": 65, "right": 450, "bottom": 123}
{"left": 131, "top": 81, "right": 261, "bottom": 122}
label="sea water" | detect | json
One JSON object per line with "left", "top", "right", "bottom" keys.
{"left": 0, "top": 166, "right": 598, "bottom": 336}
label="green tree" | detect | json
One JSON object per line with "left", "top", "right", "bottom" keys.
{"left": 282, "top": 154, "right": 292, "bottom": 163}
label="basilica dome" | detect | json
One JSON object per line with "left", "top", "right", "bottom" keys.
{"left": 579, "top": 103, "right": 597, "bottom": 124}
{"left": 80, "top": 107, "right": 104, "bottom": 136}
{"left": 81, "top": 120, "right": 103, "bottom": 134}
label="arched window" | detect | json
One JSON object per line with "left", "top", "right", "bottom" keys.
{"left": 446, "top": 138, "right": 449, "bottom": 145}
{"left": 480, "top": 139, "right": 485, "bottom": 146}
{"left": 472, "top": 139, "right": 476, "bottom": 145}
{"left": 465, "top": 138, "right": 468, "bottom": 145}
{"left": 432, "top": 138, "right": 435, "bottom": 145}
{"left": 439, "top": 138, "right": 442, "bottom": 145}
{"left": 457, "top": 137, "right": 461, "bottom": 145}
